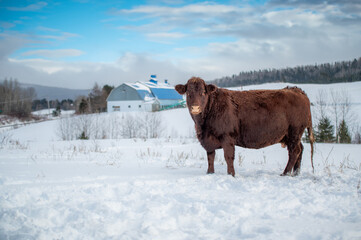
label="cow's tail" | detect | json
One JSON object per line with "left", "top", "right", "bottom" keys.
{"left": 307, "top": 125, "right": 315, "bottom": 174}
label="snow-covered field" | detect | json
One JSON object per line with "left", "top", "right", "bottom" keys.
{"left": 32, "top": 109, "right": 75, "bottom": 116}
{"left": 1, "top": 82, "right": 361, "bottom": 239}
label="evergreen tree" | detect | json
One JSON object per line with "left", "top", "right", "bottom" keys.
{"left": 210, "top": 57, "right": 361, "bottom": 87}
{"left": 79, "top": 131, "right": 89, "bottom": 140}
{"left": 338, "top": 119, "right": 351, "bottom": 143}
{"left": 102, "top": 84, "right": 114, "bottom": 96}
{"left": 52, "top": 105, "right": 61, "bottom": 117}
{"left": 78, "top": 98, "right": 89, "bottom": 114}
{"left": 315, "top": 116, "right": 335, "bottom": 143}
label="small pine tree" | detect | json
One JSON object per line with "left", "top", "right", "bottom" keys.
{"left": 338, "top": 119, "right": 351, "bottom": 143}
{"left": 102, "top": 84, "right": 114, "bottom": 96}
{"left": 315, "top": 116, "right": 335, "bottom": 143}
{"left": 52, "top": 106, "right": 61, "bottom": 117}
{"left": 79, "top": 131, "right": 89, "bottom": 140}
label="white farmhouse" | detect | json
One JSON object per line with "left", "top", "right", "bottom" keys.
{"left": 107, "top": 75, "right": 184, "bottom": 112}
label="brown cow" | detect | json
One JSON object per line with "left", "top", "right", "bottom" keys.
{"left": 175, "top": 77, "right": 314, "bottom": 177}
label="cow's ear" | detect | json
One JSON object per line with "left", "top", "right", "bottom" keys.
{"left": 207, "top": 84, "right": 217, "bottom": 94}
{"left": 175, "top": 84, "right": 187, "bottom": 95}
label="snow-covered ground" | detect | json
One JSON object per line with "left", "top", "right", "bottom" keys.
{"left": 32, "top": 109, "right": 75, "bottom": 116}
{"left": 1, "top": 82, "right": 361, "bottom": 239}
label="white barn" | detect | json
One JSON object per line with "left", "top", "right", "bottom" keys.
{"left": 107, "top": 75, "right": 184, "bottom": 112}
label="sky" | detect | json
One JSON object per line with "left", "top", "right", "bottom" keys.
{"left": 1, "top": 0, "right": 361, "bottom": 89}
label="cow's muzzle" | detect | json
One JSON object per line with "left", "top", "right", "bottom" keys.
{"left": 191, "top": 105, "right": 201, "bottom": 115}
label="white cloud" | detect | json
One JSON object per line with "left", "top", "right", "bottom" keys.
{"left": 1, "top": 53, "right": 193, "bottom": 88}
{"left": 146, "top": 32, "right": 186, "bottom": 39}
{"left": 7, "top": 1, "right": 48, "bottom": 11}
{"left": 115, "top": 1, "right": 361, "bottom": 42}
{"left": 21, "top": 49, "right": 84, "bottom": 59}
{"left": 8, "top": 58, "right": 83, "bottom": 74}
{"left": 145, "top": 32, "right": 187, "bottom": 44}
{"left": 0, "top": 32, "right": 35, "bottom": 60}
{"left": 0, "top": 22, "right": 15, "bottom": 29}
{"left": 116, "top": 3, "right": 244, "bottom": 34}
{"left": 119, "top": 3, "right": 239, "bottom": 16}
{"left": 37, "top": 26, "right": 61, "bottom": 32}
{"left": 263, "top": 9, "right": 325, "bottom": 28}
{"left": 38, "top": 32, "right": 80, "bottom": 41}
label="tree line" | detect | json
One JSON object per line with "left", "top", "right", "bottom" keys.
{"left": 32, "top": 99, "right": 75, "bottom": 111}
{"left": 1, "top": 78, "right": 114, "bottom": 118}
{"left": 210, "top": 58, "right": 361, "bottom": 87}
{"left": 32, "top": 83, "right": 114, "bottom": 115}
{"left": 74, "top": 83, "right": 113, "bottom": 114}
{"left": 0, "top": 79, "right": 36, "bottom": 118}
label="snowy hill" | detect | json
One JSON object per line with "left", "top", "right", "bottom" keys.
{"left": 1, "top": 81, "right": 361, "bottom": 239}
{"left": 21, "top": 82, "right": 90, "bottom": 100}
{"left": 234, "top": 81, "right": 361, "bottom": 121}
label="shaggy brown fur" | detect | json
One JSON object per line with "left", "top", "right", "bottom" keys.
{"left": 175, "top": 77, "right": 314, "bottom": 177}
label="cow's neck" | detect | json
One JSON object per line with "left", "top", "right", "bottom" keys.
{"left": 192, "top": 113, "right": 206, "bottom": 128}
{"left": 192, "top": 98, "right": 213, "bottom": 139}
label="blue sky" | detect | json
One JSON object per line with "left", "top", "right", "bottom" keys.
{"left": 1, "top": 0, "right": 361, "bottom": 88}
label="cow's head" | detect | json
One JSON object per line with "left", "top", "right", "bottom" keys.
{"left": 175, "top": 77, "right": 217, "bottom": 115}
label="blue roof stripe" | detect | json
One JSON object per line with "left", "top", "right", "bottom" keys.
{"left": 149, "top": 88, "right": 183, "bottom": 100}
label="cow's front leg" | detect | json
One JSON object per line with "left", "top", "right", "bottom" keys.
{"left": 223, "top": 144, "right": 235, "bottom": 177}
{"left": 207, "top": 151, "right": 215, "bottom": 174}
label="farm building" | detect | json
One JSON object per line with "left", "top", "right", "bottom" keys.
{"left": 107, "top": 75, "right": 184, "bottom": 112}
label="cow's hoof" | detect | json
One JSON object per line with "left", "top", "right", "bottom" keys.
{"left": 207, "top": 168, "right": 215, "bottom": 174}
{"left": 292, "top": 169, "right": 300, "bottom": 176}
{"left": 280, "top": 172, "right": 291, "bottom": 176}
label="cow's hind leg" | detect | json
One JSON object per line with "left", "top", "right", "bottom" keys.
{"left": 223, "top": 144, "right": 235, "bottom": 177}
{"left": 207, "top": 151, "right": 215, "bottom": 174}
{"left": 292, "top": 142, "right": 304, "bottom": 176}
{"left": 281, "top": 140, "right": 302, "bottom": 176}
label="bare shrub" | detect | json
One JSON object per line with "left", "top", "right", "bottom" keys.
{"left": 352, "top": 124, "right": 361, "bottom": 144}
{"left": 140, "top": 112, "right": 164, "bottom": 139}
{"left": 57, "top": 112, "right": 165, "bottom": 140}
{"left": 330, "top": 89, "right": 355, "bottom": 143}
{"left": 0, "top": 132, "right": 13, "bottom": 149}
{"left": 313, "top": 89, "right": 358, "bottom": 144}
{"left": 314, "top": 89, "right": 329, "bottom": 122}
{"left": 57, "top": 117, "right": 75, "bottom": 140}
{"left": 76, "top": 115, "right": 94, "bottom": 139}
{"left": 339, "top": 154, "right": 361, "bottom": 172}
{"left": 108, "top": 113, "right": 123, "bottom": 139}
{"left": 238, "top": 152, "right": 244, "bottom": 168}
{"left": 121, "top": 114, "right": 139, "bottom": 138}
{"left": 0, "top": 78, "right": 36, "bottom": 118}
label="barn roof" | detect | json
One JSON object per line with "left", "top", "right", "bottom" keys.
{"left": 108, "top": 75, "right": 183, "bottom": 102}
{"left": 141, "top": 81, "right": 183, "bottom": 100}
{"left": 125, "top": 83, "right": 154, "bottom": 100}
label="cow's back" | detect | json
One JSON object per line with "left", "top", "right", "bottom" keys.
{"left": 224, "top": 88, "right": 311, "bottom": 148}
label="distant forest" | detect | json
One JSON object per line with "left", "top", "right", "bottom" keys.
{"left": 210, "top": 57, "right": 361, "bottom": 87}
